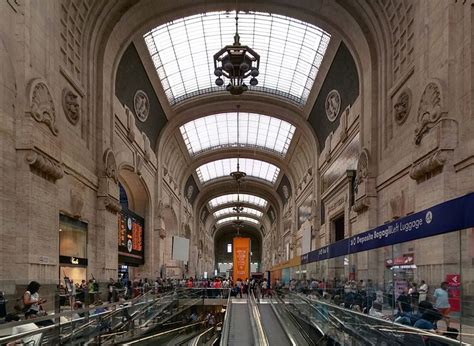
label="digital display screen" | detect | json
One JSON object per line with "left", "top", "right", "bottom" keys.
{"left": 118, "top": 209, "right": 144, "bottom": 265}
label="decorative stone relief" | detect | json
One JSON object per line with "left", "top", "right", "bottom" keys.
{"left": 99, "top": 196, "right": 121, "bottom": 214}
{"left": 125, "top": 107, "right": 136, "bottom": 142}
{"left": 136, "top": 155, "right": 144, "bottom": 176}
{"left": 394, "top": 88, "right": 411, "bottom": 125}
{"left": 60, "top": 0, "right": 92, "bottom": 81}
{"left": 389, "top": 192, "right": 404, "bottom": 219}
{"left": 352, "top": 196, "right": 370, "bottom": 213}
{"left": 103, "top": 148, "right": 118, "bottom": 183}
{"left": 409, "top": 150, "right": 448, "bottom": 182}
{"left": 376, "top": 0, "right": 414, "bottom": 82}
{"left": 70, "top": 189, "right": 84, "bottom": 218}
{"left": 62, "top": 87, "right": 80, "bottom": 125}
{"left": 26, "top": 150, "right": 63, "bottom": 182}
{"left": 415, "top": 80, "right": 446, "bottom": 145}
{"left": 142, "top": 132, "right": 152, "bottom": 161}
{"left": 134, "top": 90, "right": 150, "bottom": 122}
{"left": 27, "top": 78, "right": 58, "bottom": 135}
{"left": 355, "top": 149, "right": 369, "bottom": 187}
{"left": 325, "top": 89, "right": 341, "bottom": 122}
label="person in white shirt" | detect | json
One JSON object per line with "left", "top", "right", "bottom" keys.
{"left": 419, "top": 280, "right": 428, "bottom": 302}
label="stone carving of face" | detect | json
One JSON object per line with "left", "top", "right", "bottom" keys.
{"left": 65, "top": 92, "right": 80, "bottom": 121}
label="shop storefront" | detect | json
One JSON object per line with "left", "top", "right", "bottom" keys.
{"left": 59, "top": 214, "right": 88, "bottom": 284}
{"left": 270, "top": 256, "right": 301, "bottom": 286}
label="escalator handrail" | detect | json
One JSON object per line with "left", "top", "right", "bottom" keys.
{"left": 121, "top": 320, "right": 206, "bottom": 345}
{"left": 219, "top": 289, "right": 233, "bottom": 346}
{"left": 282, "top": 291, "right": 395, "bottom": 345}
{"left": 290, "top": 292, "right": 469, "bottom": 346}
{"left": 189, "top": 325, "right": 217, "bottom": 346}
{"left": 248, "top": 290, "right": 268, "bottom": 346}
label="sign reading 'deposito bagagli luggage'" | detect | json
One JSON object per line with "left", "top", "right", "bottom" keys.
{"left": 302, "top": 193, "right": 474, "bottom": 264}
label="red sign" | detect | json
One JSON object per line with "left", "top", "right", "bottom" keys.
{"left": 446, "top": 274, "right": 460, "bottom": 312}
{"left": 385, "top": 253, "right": 414, "bottom": 267}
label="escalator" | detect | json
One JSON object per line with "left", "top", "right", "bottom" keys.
{"left": 226, "top": 301, "right": 253, "bottom": 345}
{"left": 258, "top": 303, "right": 291, "bottom": 346}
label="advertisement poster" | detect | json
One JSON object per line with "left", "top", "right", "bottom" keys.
{"left": 118, "top": 209, "right": 145, "bottom": 265}
{"left": 233, "top": 237, "right": 250, "bottom": 281}
{"left": 446, "top": 274, "right": 460, "bottom": 312}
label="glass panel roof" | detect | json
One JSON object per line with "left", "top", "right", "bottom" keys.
{"left": 196, "top": 158, "right": 280, "bottom": 184}
{"left": 208, "top": 194, "right": 268, "bottom": 209}
{"left": 216, "top": 216, "right": 260, "bottom": 225}
{"left": 214, "top": 207, "right": 263, "bottom": 219}
{"left": 144, "top": 11, "right": 331, "bottom": 106}
{"left": 180, "top": 112, "right": 296, "bottom": 157}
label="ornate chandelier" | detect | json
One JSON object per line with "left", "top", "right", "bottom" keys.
{"left": 231, "top": 106, "right": 245, "bottom": 233}
{"left": 213, "top": 11, "right": 260, "bottom": 95}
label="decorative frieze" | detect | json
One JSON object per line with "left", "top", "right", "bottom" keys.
{"left": 27, "top": 78, "right": 58, "bottom": 135}
{"left": 25, "top": 150, "right": 63, "bottom": 182}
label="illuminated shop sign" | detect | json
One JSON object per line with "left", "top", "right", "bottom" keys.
{"left": 118, "top": 209, "right": 145, "bottom": 265}
{"left": 59, "top": 256, "right": 88, "bottom": 266}
{"left": 302, "top": 193, "right": 474, "bottom": 264}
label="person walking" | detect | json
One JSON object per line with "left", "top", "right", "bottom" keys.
{"left": 433, "top": 282, "right": 451, "bottom": 328}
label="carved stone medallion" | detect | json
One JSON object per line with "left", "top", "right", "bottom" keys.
{"left": 355, "top": 149, "right": 369, "bottom": 186}
{"left": 415, "top": 80, "right": 446, "bottom": 145}
{"left": 325, "top": 89, "right": 341, "bottom": 122}
{"left": 62, "top": 88, "right": 80, "bottom": 125}
{"left": 27, "top": 78, "right": 58, "bottom": 135}
{"left": 134, "top": 90, "right": 150, "bottom": 122}
{"left": 103, "top": 148, "right": 118, "bottom": 183}
{"left": 394, "top": 89, "right": 411, "bottom": 125}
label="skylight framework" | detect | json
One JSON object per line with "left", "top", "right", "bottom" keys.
{"left": 214, "top": 207, "right": 263, "bottom": 219}
{"left": 216, "top": 216, "right": 260, "bottom": 225}
{"left": 144, "top": 11, "right": 331, "bottom": 106}
{"left": 180, "top": 113, "right": 296, "bottom": 157}
{"left": 208, "top": 194, "right": 268, "bottom": 209}
{"left": 196, "top": 158, "right": 280, "bottom": 184}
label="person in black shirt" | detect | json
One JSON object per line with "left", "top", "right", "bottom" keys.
{"left": 396, "top": 288, "right": 412, "bottom": 315}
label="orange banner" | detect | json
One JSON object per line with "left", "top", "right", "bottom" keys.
{"left": 233, "top": 237, "right": 250, "bottom": 281}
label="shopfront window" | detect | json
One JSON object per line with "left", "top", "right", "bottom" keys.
{"left": 59, "top": 214, "right": 88, "bottom": 284}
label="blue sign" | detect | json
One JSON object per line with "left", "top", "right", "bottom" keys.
{"left": 301, "top": 193, "right": 474, "bottom": 264}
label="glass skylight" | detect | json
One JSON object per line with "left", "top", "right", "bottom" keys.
{"left": 196, "top": 158, "right": 280, "bottom": 184}
{"left": 208, "top": 194, "right": 268, "bottom": 209}
{"left": 216, "top": 216, "right": 260, "bottom": 225}
{"left": 180, "top": 113, "right": 296, "bottom": 157}
{"left": 144, "top": 11, "right": 331, "bottom": 106}
{"left": 214, "top": 207, "right": 263, "bottom": 219}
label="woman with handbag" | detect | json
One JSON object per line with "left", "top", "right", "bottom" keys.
{"left": 22, "top": 281, "right": 47, "bottom": 318}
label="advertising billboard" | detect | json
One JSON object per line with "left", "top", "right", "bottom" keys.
{"left": 233, "top": 237, "right": 250, "bottom": 281}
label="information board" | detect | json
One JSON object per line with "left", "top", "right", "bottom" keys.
{"left": 118, "top": 209, "right": 145, "bottom": 265}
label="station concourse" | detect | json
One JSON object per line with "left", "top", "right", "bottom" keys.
{"left": 0, "top": 0, "right": 473, "bottom": 344}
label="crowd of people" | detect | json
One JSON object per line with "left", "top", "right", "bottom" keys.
{"left": 277, "top": 277, "right": 458, "bottom": 340}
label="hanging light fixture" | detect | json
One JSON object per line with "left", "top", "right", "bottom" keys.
{"left": 213, "top": 10, "right": 260, "bottom": 95}
{"left": 231, "top": 105, "right": 245, "bottom": 233}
